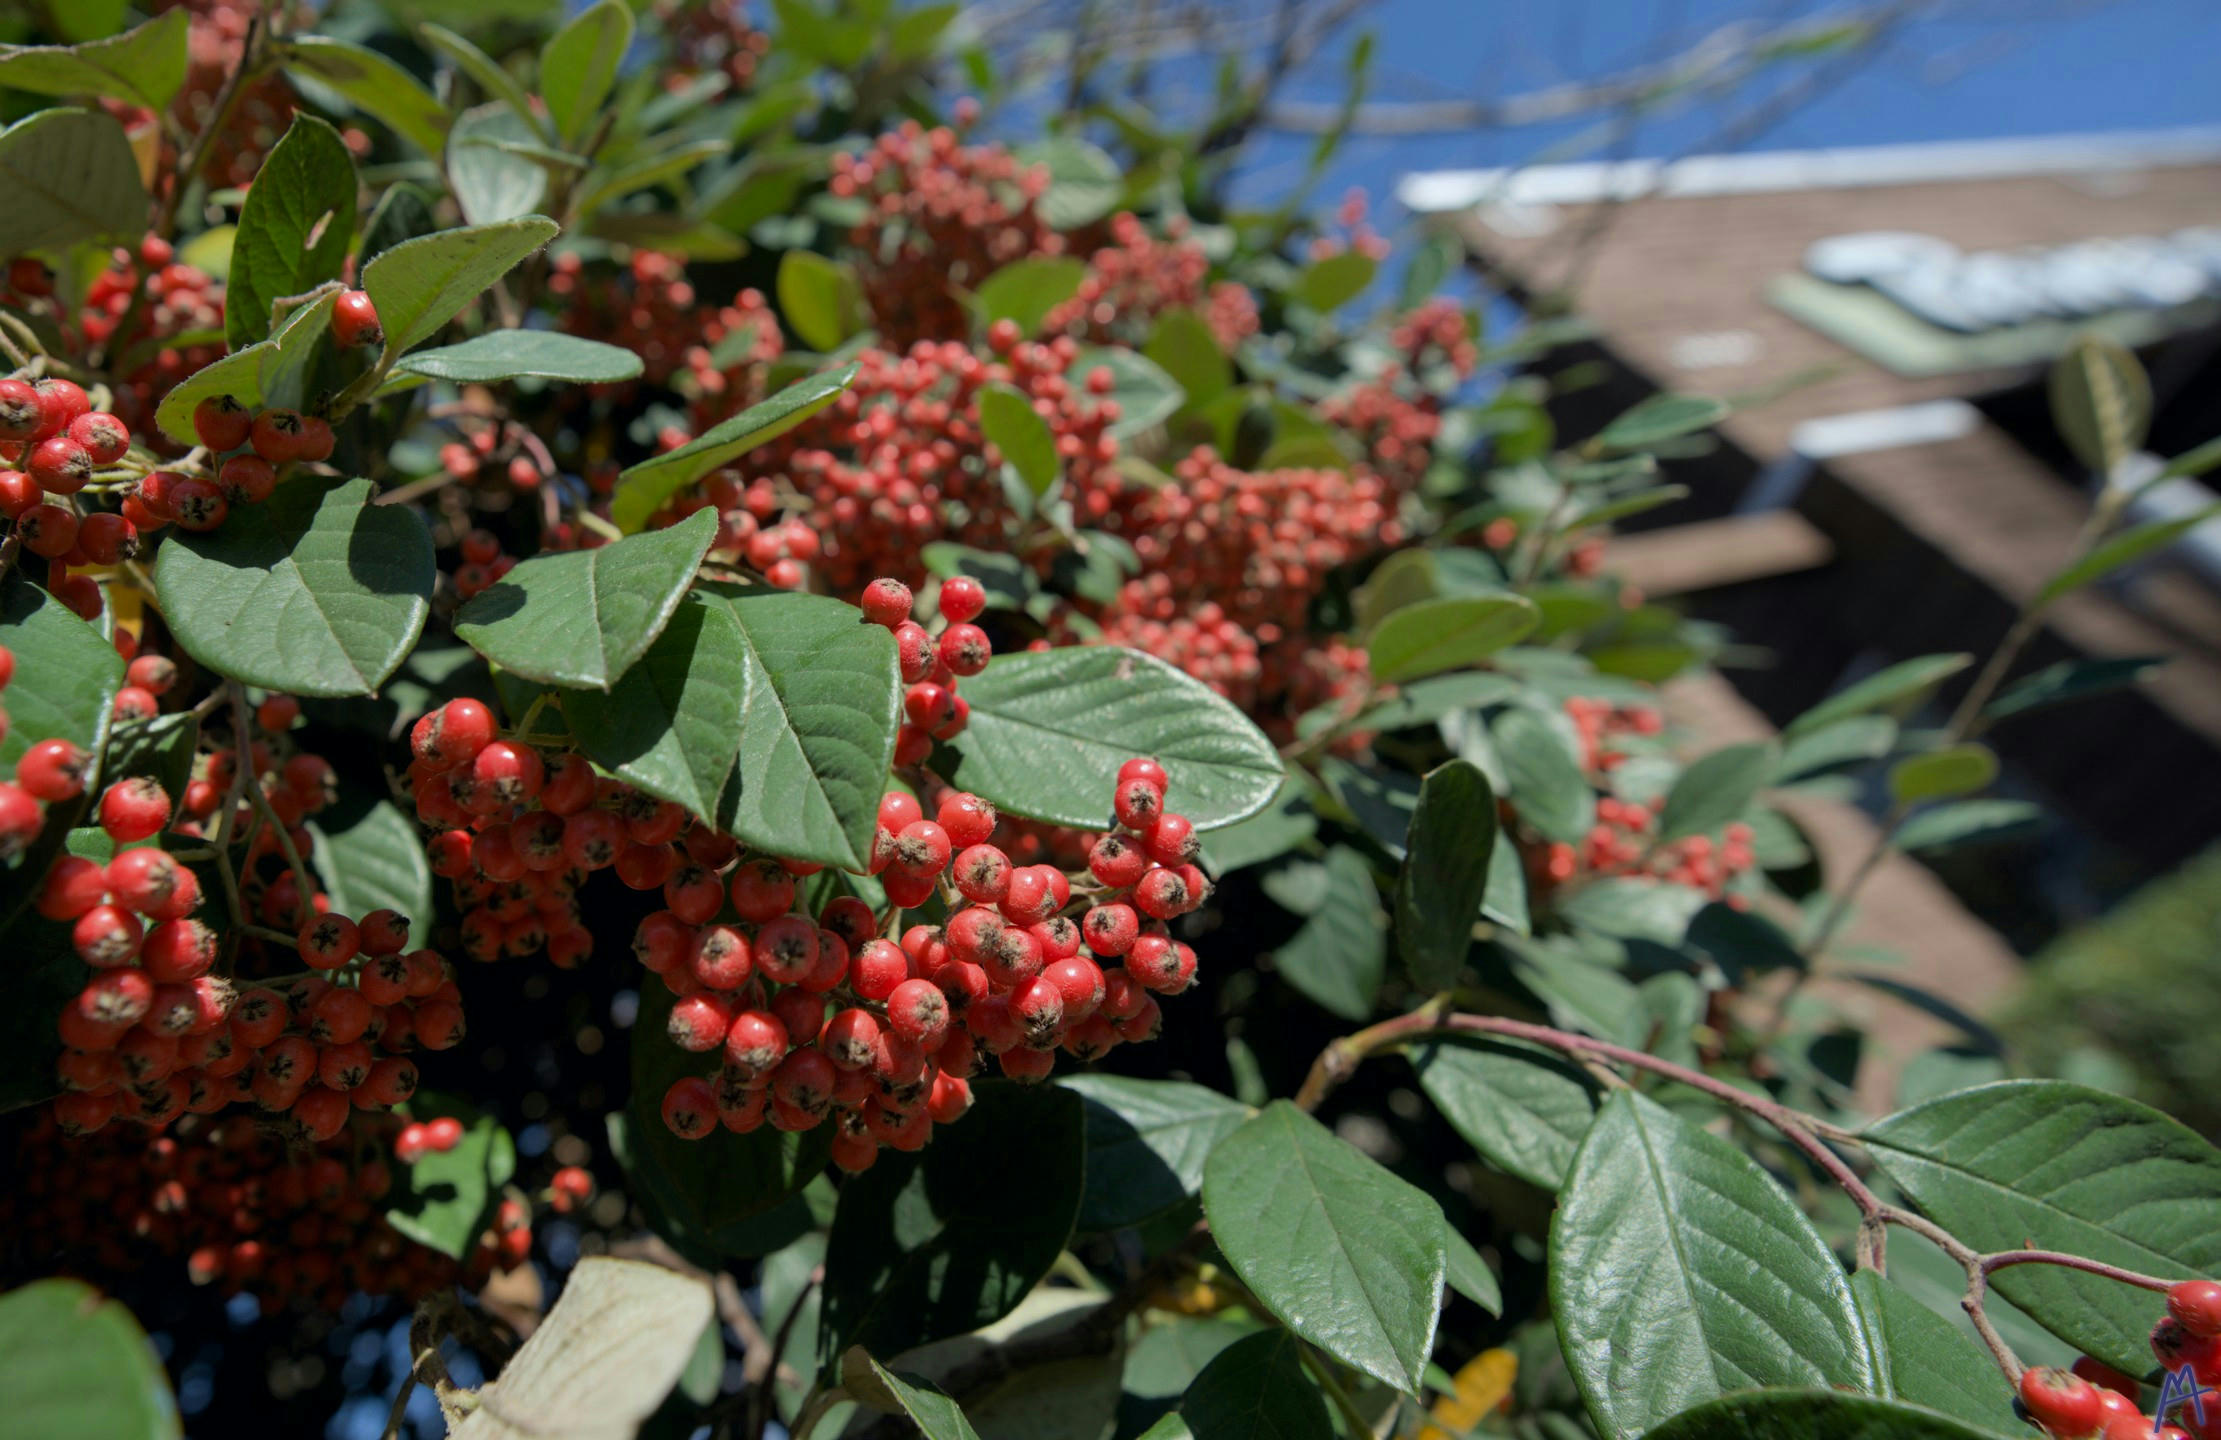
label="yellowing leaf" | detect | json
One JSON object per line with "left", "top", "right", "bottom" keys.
{"left": 1418, "top": 1348, "right": 1517, "bottom": 1438}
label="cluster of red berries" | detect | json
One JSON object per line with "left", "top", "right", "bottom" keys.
{"left": 648, "top": 758, "right": 1201, "bottom": 1173}
{"left": 0, "top": 374, "right": 143, "bottom": 618}
{"left": 165, "top": 0, "right": 309, "bottom": 192}
{"left": 649, "top": 465, "right": 826, "bottom": 590}
{"left": 657, "top": 0, "right": 772, "bottom": 91}
{"left": 554, "top": 252, "right": 781, "bottom": 395}
{"left": 1042, "top": 212, "right": 1261, "bottom": 351}
{"left": 2017, "top": 1280, "right": 2221, "bottom": 1438}
{"left": 140, "top": 393, "right": 334, "bottom": 534}
{"left": 862, "top": 572, "right": 991, "bottom": 765}
{"left": 447, "top": 526, "right": 520, "bottom": 602}
{"left": 4, "top": 237, "right": 227, "bottom": 440}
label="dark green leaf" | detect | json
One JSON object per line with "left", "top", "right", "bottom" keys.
{"left": 611, "top": 363, "right": 858, "bottom": 532}
{"left": 226, "top": 115, "right": 358, "bottom": 348}
{"left": 1642, "top": 1390, "right": 2017, "bottom": 1440}
{"left": 1784, "top": 655, "right": 1971, "bottom": 738}
{"left": 393, "top": 330, "right": 642, "bottom": 386}
{"left": 385, "top": 1092, "right": 515, "bottom": 1258}
{"left": 1395, "top": 760, "right": 1494, "bottom": 991}
{"left": 1409, "top": 1036, "right": 1601, "bottom": 1190}
{"left": 1568, "top": 483, "right": 1689, "bottom": 530}
{"left": 940, "top": 646, "right": 1282, "bottom": 830}
{"left": 1657, "top": 741, "right": 1774, "bottom": 842}
{"left": 1849, "top": 1270, "right": 2025, "bottom": 1436}
{"left": 1865, "top": 1081, "right": 2221, "bottom": 1375}
{"left": 0, "top": 1278, "right": 178, "bottom": 1440}
{"left": 2048, "top": 336, "right": 2149, "bottom": 475}
{"left": 306, "top": 795, "right": 434, "bottom": 937}
{"left": 1446, "top": 1230, "right": 1502, "bottom": 1315}
{"left": 974, "top": 256, "right": 1086, "bottom": 336}
{"left": 1179, "top": 1329, "right": 1331, "bottom": 1440}
{"left": 1072, "top": 346, "right": 1183, "bottom": 436}
{"left": 363, "top": 214, "right": 559, "bottom": 359}
{"left": 0, "top": 107, "right": 146, "bottom": 256}
{"left": 1686, "top": 901, "right": 1804, "bottom": 983}
{"left": 1293, "top": 251, "right": 1376, "bottom": 312}
{"left": 455, "top": 508, "right": 712, "bottom": 689}
{"left": 1271, "top": 844, "right": 1385, "bottom": 1022}
{"left": 1596, "top": 394, "right": 1727, "bottom": 453}
{"left": 282, "top": 36, "right": 449, "bottom": 157}
{"left": 777, "top": 249, "right": 864, "bottom": 352}
{"left": 0, "top": 578, "right": 122, "bottom": 928}
{"left": 1490, "top": 708, "right": 1594, "bottom": 845}
{"left": 105, "top": 712, "right": 197, "bottom": 805}
{"left": 154, "top": 476, "right": 435, "bottom": 699}
{"left": 1063, "top": 1075, "right": 1250, "bottom": 1233}
{"left": 564, "top": 591, "right": 747, "bottom": 824}
{"left": 539, "top": 0, "right": 633, "bottom": 145}
{"left": 820, "top": 1081, "right": 1083, "bottom": 1364}
{"left": 1894, "top": 799, "right": 2043, "bottom": 852}
{"left": 1888, "top": 743, "right": 1997, "bottom": 804}
{"left": 1202, "top": 1101, "right": 1447, "bottom": 1393}
{"left": 1367, "top": 595, "right": 1539, "bottom": 683}
{"left": 1197, "top": 777, "right": 1315, "bottom": 875}
{"left": 979, "top": 382, "right": 1060, "bottom": 495}
{"left": 1985, "top": 655, "right": 2164, "bottom": 722}
{"left": 1020, "top": 136, "right": 1120, "bottom": 229}
{"left": 2037, "top": 504, "right": 2221, "bottom": 607}
{"left": 0, "top": 10, "right": 189, "bottom": 110}
{"left": 843, "top": 1352, "right": 982, "bottom": 1440}
{"left": 1551, "top": 1091, "right": 1879, "bottom": 1439}
{"left": 1145, "top": 309, "right": 1231, "bottom": 411}
{"left": 1483, "top": 830, "right": 1529, "bottom": 935}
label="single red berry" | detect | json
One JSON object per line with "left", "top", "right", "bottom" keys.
{"left": 76, "top": 511, "right": 139, "bottom": 566}
{"left": 0, "top": 782, "right": 42, "bottom": 862}
{"left": 18, "top": 503, "right": 78, "bottom": 558}
{"left": 250, "top": 408, "right": 308, "bottom": 464}
{"left": 0, "top": 378, "right": 42, "bottom": 440}
{"left": 725, "top": 1009, "right": 789, "bottom": 1076}
{"left": 888, "top": 977, "right": 952, "bottom": 1049}
{"left": 1113, "top": 777, "right": 1165, "bottom": 831}
{"left": 951, "top": 843, "right": 1011, "bottom": 903}
{"left": 771, "top": 1046, "right": 837, "bottom": 1118}
{"left": 756, "top": 914, "right": 820, "bottom": 985}
{"left": 893, "top": 819, "right": 953, "bottom": 879}
{"left": 298, "top": 912, "right": 361, "bottom": 970}
{"left": 939, "top": 575, "right": 987, "bottom": 624}
{"left": 71, "top": 903, "right": 143, "bottom": 967}
{"left": 193, "top": 394, "right": 254, "bottom": 451}
{"left": 67, "top": 412, "right": 130, "bottom": 465}
{"left": 170, "top": 478, "right": 228, "bottom": 530}
{"left": 331, "top": 289, "right": 383, "bottom": 348}
{"left": 861, "top": 577, "right": 912, "bottom": 627}
{"left": 2169, "top": 1281, "right": 2221, "bottom": 1339}
{"left": 38, "top": 853, "right": 109, "bottom": 919}
{"left": 18, "top": 737, "right": 90, "bottom": 801}
{"left": 410, "top": 698, "right": 497, "bottom": 769}
{"left": 28, "top": 437, "right": 91, "bottom": 495}
{"left": 728, "top": 857, "right": 796, "bottom": 923}
{"left": 0, "top": 468, "right": 36, "bottom": 518}
{"left": 472, "top": 740, "right": 545, "bottom": 807}
{"left": 893, "top": 621, "right": 933, "bottom": 682}
{"left": 96, "top": 777, "right": 169, "bottom": 841}
{"left": 689, "top": 924, "right": 753, "bottom": 990}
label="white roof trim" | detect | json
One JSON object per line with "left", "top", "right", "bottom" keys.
{"left": 1396, "top": 127, "right": 2221, "bottom": 214}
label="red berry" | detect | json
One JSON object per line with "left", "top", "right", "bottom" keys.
{"left": 67, "top": 412, "right": 130, "bottom": 465}
{"left": 298, "top": 912, "right": 361, "bottom": 970}
{"left": 887, "top": 977, "right": 952, "bottom": 1048}
{"left": 689, "top": 924, "right": 753, "bottom": 990}
{"left": 939, "top": 575, "right": 987, "bottom": 623}
{"left": 331, "top": 289, "right": 383, "bottom": 348}
{"left": 728, "top": 857, "right": 796, "bottom": 923}
{"left": 2172, "top": 1280, "right": 2221, "bottom": 1339}
{"left": 29, "top": 436, "right": 92, "bottom": 495}
{"left": 2019, "top": 1367, "right": 2105, "bottom": 1437}
{"left": 410, "top": 698, "right": 497, "bottom": 769}
{"left": 0, "top": 378, "right": 42, "bottom": 440}
{"left": 0, "top": 782, "right": 41, "bottom": 861}
{"left": 250, "top": 408, "right": 308, "bottom": 464}
{"left": 424, "top": 1116, "right": 466, "bottom": 1151}
{"left": 861, "top": 577, "right": 912, "bottom": 626}
{"left": 76, "top": 512, "right": 139, "bottom": 566}
{"left": 471, "top": 740, "right": 545, "bottom": 807}
{"left": 194, "top": 394, "right": 255, "bottom": 451}
{"left": 755, "top": 914, "right": 820, "bottom": 985}
{"left": 18, "top": 737, "right": 89, "bottom": 801}
{"left": 893, "top": 621, "right": 933, "bottom": 682}
{"left": 97, "top": 776, "right": 170, "bottom": 841}
{"left": 71, "top": 903, "right": 143, "bottom": 967}
{"left": 33, "top": 379, "right": 87, "bottom": 441}
{"left": 18, "top": 503, "right": 77, "bottom": 558}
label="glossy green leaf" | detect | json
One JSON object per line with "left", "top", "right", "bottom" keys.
{"left": 1179, "top": 1329, "right": 1331, "bottom": 1440}
{"left": 2048, "top": 336, "right": 2149, "bottom": 475}
{"left": 1271, "top": 844, "right": 1386, "bottom": 1021}
{"left": 1145, "top": 309, "right": 1231, "bottom": 411}
{"left": 1409, "top": 1036, "right": 1601, "bottom": 1191}
{"left": 154, "top": 476, "right": 434, "bottom": 698}
{"left": 306, "top": 795, "right": 435, "bottom": 938}
{"left": 385, "top": 1092, "right": 515, "bottom": 1258}
{"left": 1888, "top": 743, "right": 1997, "bottom": 804}
{"left": 1367, "top": 595, "right": 1539, "bottom": 683}
{"left": 777, "top": 248, "right": 865, "bottom": 351}
{"left": 1395, "top": 760, "right": 1494, "bottom": 992}
{"left": 1849, "top": 1270, "right": 2025, "bottom": 1436}
{"left": 282, "top": 36, "right": 450, "bottom": 156}
{"left": 1864, "top": 1080, "right": 2221, "bottom": 1375}
{"left": 0, "top": 107, "right": 146, "bottom": 256}
{"left": 1196, "top": 776, "right": 1316, "bottom": 875}
{"left": 939, "top": 646, "right": 1283, "bottom": 830}
{"left": 1021, "top": 136, "right": 1120, "bottom": 228}
{"left": 1894, "top": 799, "right": 2043, "bottom": 852}
{"left": 363, "top": 213, "right": 559, "bottom": 359}
{"left": 539, "top": 0, "right": 632, "bottom": 145}
{"left": 979, "top": 382, "right": 1060, "bottom": 495}
{"left": 392, "top": 330, "right": 642, "bottom": 386}
{"left": 1491, "top": 707, "right": 1594, "bottom": 845}
{"left": 1293, "top": 250, "right": 1376, "bottom": 312}
{"left": 1784, "top": 654, "right": 1970, "bottom": 738}
{"left": 455, "top": 508, "right": 711, "bottom": 690}
{"left": 1596, "top": 393, "right": 1727, "bottom": 453}
{"left": 1551, "top": 1091, "right": 1879, "bottom": 1440}
{"left": 1202, "top": 1101, "right": 1447, "bottom": 1393}
{"left": 1641, "top": 1390, "right": 2016, "bottom": 1440}
{"left": 974, "top": 255, "right": 1086, "bottom": 335}
{"left": 611, "top": 363, "right": 858, "bottom": 532}
{"left": 821, "top": 1081, "right": 1083, "bottom": 1364}
{"left": 1073, "top": 346, "right": 1184, "bottom": 436}
{"left": 1657, "top": 741, "right": 1774, "bottom": 841}
{"left": 1984, "top": 654, "right": 2164, "bottom": 722}
{"left": 445, "top": 103, "right": 548, "bottom": 226}
{"left": 843, "top": 1352, "right": 982, "bottom": 1440}
{"left": 0, "top": 10, "right": 189, "bottom": 110}
{"left": 151, "top": 284, "right": 341, "bottom": 444}
{"left": 0, "top": 1279, "right": 178, "bottom": 1440}
{"left": 2036, "top": 504, "right": 2221, "bottom": 607}
{"left": 1062, "top": 1074, "right": 1250, "bottom": 1232}
{"left": 564, "top": 591, "right": 746, "bottom": 823}
{"left": 226, "top": 115, "right": 357, "bottom": 348}
{"left": 419, "top": 24, "right": 542, "bottom": 138}
{"left": 1349, "top": 672, "right": 1523, "bottom": 734}
{"left": 1446, "top": 1230, "right": 1503, "bottom": 1315}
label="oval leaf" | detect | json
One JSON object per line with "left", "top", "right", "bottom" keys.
{"left": 384, "top": 1092, "right": 515, "bottom": 1258}
{"left": 2037, "top": 504, "right": 2221, "bottom": 608}
{"left": 1596, "top": 393, "right": 1727, "bottom": 453}
{"left": 1202, "top": 1100, "right": 1447, "bottom": 1394}
{"left": 974, "top": 255, "right": 1086, "bottom": 335}
{"left": 1784, "top": 654, "right": 1970, "bottom": 738}
{"left": 939, "top": 646, "right": 1283, "bottom": 830}
{"left": 283, "top": 35, "right": 450, "bottom": 156}
{"left": 611, "top": 362, "right": 859, "bottom": 533}
{"left": 538, "top": 0, "right": 633, "bottom": 146}
{"left": 1180, "top": 1329, "right": 1331, "bottom": 1440}
{"left": 1550, "top": 1090, "right": 1879, "bottom": 1439}
{"left": 456, "top": 508, "right": 713, "bottom": 689}
{"left": 1849, "top": 1270, "right": 2026, "bottom": 1436}
{"left": 1490, "top": 707, "right": 1594, "bottom": 845}
{"left": 1888, "top": 743, "right": 1997, "bottom": 805}
{"left": 226, "top": 114, "right": 358, "bottom": 348}
{"left": 1642, "top": 1389, "right": 2016, "bottom": 1440}
{"left": 1271, "top": 844, "right": 1386, "bottom": 1021}
{"left": 2048, "top": 336, "right": 2150, "bottom": 476}
{"left": 1408, "top": 1036, "right": 1601, "bottom": 1191}
{"left": 364, "top": 214, "right": 559, "bottom": 359}
{"left": 394, "top": 330, "right": 644, "bottom": 385}
{"left": 1020, "top": 136, "right": 1120, "bottom": 229}
{"left": 1658, "top": 741, "right": 1774, "bottom": 842}
{"left": 979, "top": 381, "right": 1060, "bottom": 495}
{"left": 843, "top": 1351, "right": 984, "bottom": 1440}
{"left": 306, "top": 794, "right": 435, "bottom": 938}
{"left": 1145, "top": 308, "right": 1231, "bottom": 411}
{"left": 1294, "top": 251, "right": 1376, "bottom": 312}
{"left": 153, "top": 476, "right": 434, "bottom": 698}
{"left": 777, "top": 249, "right": 864, "bottom": 352}
{"left": 0, "top": 107, "right": 147, "bottom": 256}
{"left": 1394, "top": 759, "right": 1495, "bottom": 991}
{"left": 1073, "top": 346, "right": 1183, "bottom": 436}
{"left": 0, "top": 11, "right": 190, "bottom": 111}
{"left": 1367, "top": 595, "right": 1539, "bottom": 684}
{"left": 1062, "top": 1074, "right": 1252, "bottom": 1232}
{"left": 563, "top": 591, "right": 748, "bottom": 823}
{"left": 0, "top": 1279, "right": 178, "bottom": 1440}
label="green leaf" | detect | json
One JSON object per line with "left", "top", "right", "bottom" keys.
{"left": 385, "top": 1092, "right": 515, "bottom": 1258}
{"left": 282, "top": 36, "right": 450, "bottom": 157}
{"left": 1020, "top": 136, "right": 1120, "bottom": 229}
{"left": 1062, "top": 1075, "right": 1251, "bottom": 1232}
{"left": 2048, "top": 336, "right": 2150, "bottom": 475}
{"left": 2036, "top": 504, "right": 2221, "bottom": 607}
{"left": 611, "top": 362, "right": 858, "bottom": 533}
{"left": 821, "top": 1081, "right": 1083, "bottom": 1363}
{"left": 539, "top": 0, "right": 633, "bottom": 145}
{"left": 1559, "top": 877, "right": 1707, "bottom": 946}
{"left": 620, "top": 985, "right": 836, "bottom": 1261}
{"left": 0, "top": 107, "right": 146, "bottom": 256}
{"left": 1446, "top": 1230, "right": 1503, "bottom": 1315}
{"left": 1367, "top": 595, "right": 1539, "bottom": 684}
{"left": 151, "top": 285, "right": 342, "bottom": 446}
{"left": 843, "top": 1352, "right": 982, "bottom": 1440}
{"left": 977, "top": 382, "right": 1060, "bottom": 496}
{"left": 1568, "top": 483, "right": 1689, "bottom": 530}
{"left": 1864, "top": 1080, "right": 2221, "bottom": 1375}
{"left": 1490, "top": 707, "right": 1594, "bottom": 845}
{"left": 1293, "top": 251, "right": 1376, "bottom": 312}
{"left": 392, "top": 330, "right": 642, "bottom": 386}
{"left": 306, "top": 795, "right": 435, "bottom": 937}
{"left": 777, "top": 249, "right": 865, "bottom": 352}
{"left": 1483, "top": 829, "right": 1529, "bottom": 935}
{"left": 419, "top": 24, "right": 542, "bottom": 140}
{"left": 1271, "top": 844, "right": 1385, "bottom": 1022}
{"left": 564, "top": 591, "right": 746, "bottom": 824}
{"left": 0, "top": 1279, "right": 178, "bottom": 1440}
{"left": 1641, "top": 1390, "right": 2018, "bottom": 1440}
{"left": 0, "top": 10, "right": 189, "bottom": 111}
{"left": 1179, "top": 1329, "right": 1331, "bottom": 1440}
{"left": 1887, "top": 743, "right": 1997, "bottom": 804}
{"left": 105, "top": 712, "right": 197, "bottom": 805}
{"left": 1551, "top": 1091, "right": 1879, "bottom": 1440}
{"left": 939, "top": 646, "right": 1283, "bottom": 830}
{"left": 1197, "top": 776, "right": 1315, "bottom": 875}
{"left": 695, "top": 583, "right": 901, "bottom": 872}
{"left": 154, "top": 476, "right": 435, "bottom": 699}
{"left": 456, "top": 508, "right": 712, "bottom": 690}
{"left": 1345, "top": 672, "right": 1522, "bottom": 734}
{"left": 0, "top": 579, "right": 122, "bottom": 928}
{"left": 574, "top": 138, "right": 731, "bottom": 216}
{"left": 363, "top": 214, "right": 559, "bottom": 359}
{"left": 974, "top": 256, "right": 1086, "bottom": 336}
{"left": 445, "top": 102, "right": 548, "bottom": 227}
{"left": 1072, "top": 346, "right": 1184, "bottom": 436}
{"left": 1394, "top": 759, "right": 1494, "bottom": 991}
{"left": 1409, "top": 1037, "right": 1600, "bottom": 1191}
{"left": 1203, "top": 1101, "right": 1446, "bottom": 1393}
{"left": 226, "top": 115, "right": 358, "bottom": 349}
{"left": 1596, "top": 393, "right": 1727, "bottom": 454}
{"left": 1658, "top": 741, "right": 1774, "bottom": 842}
{"left": 1785, "top": 654, "right": 1971, "bottom": 738}
{"left": 1145, "top": 309, "right": 1231, "bottom": 411}
{"left": 1775, "top": 716, "right": 1896, "bottom": 782}
{"left": 1985, "top": 654, "right": 2164, "bottom": 722}
{"left": 1849, "top": 1270, "right": 2026, "bottom": 1436}
{"left": 1894, "top": 798, "right": 2043, "bottom": 852}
